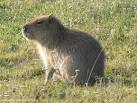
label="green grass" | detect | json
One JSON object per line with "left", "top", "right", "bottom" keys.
{"left": 0, "top": 0, "right": 137, "bottom": 102}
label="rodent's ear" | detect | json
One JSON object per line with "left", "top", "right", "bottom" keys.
{"left": 48, "top": 15, "right": 56, "bottom": 24}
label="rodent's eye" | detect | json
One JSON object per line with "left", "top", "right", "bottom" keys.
{"left": 37, "top": 21, "right": 43, "bottom": 24}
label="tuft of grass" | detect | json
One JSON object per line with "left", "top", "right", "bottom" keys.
{"left": 0, "top": 0, "right": 137, "bottom": 102}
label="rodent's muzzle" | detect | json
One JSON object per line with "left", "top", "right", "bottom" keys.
{"left": 23, "top": 24, "right": 29, "bottom": 33}
{"left": 22, "top": 24, "right": 33, "bottom": 40}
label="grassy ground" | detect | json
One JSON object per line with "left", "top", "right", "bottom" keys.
{"left": 0, "top": 0, "right": 137, "bottom": 102}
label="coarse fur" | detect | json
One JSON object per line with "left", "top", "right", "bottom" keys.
{"left": 22, "top": 15, "right": 105, "bottom": 85}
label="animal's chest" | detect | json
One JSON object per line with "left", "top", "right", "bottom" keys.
{"left": 37, "top": 45, "right": 48, "bottom": 68}
{"left": 37, "top": 45, "right": 71, "bottom": 79}
{"left": 48, "top": 50, "right": 66, "bottom": 69}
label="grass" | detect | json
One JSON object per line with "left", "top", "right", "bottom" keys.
{"left": 0, "top": 0, "right": 137, "bottom": 102}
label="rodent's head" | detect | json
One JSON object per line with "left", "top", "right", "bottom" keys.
{"left": 22, "top": 15, "right": 64, "bottom": 42}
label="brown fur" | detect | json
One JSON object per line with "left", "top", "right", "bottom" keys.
{"left": 22, "top": 15, "right": 105, "bottom": 85}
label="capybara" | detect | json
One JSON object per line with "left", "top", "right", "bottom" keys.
{"left": 22, "top": 15, "right": 105, "bottom": 86}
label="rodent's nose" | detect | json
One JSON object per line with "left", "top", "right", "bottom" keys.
{"left": 23, "top": 24, "right": 29, "bottom": 33}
